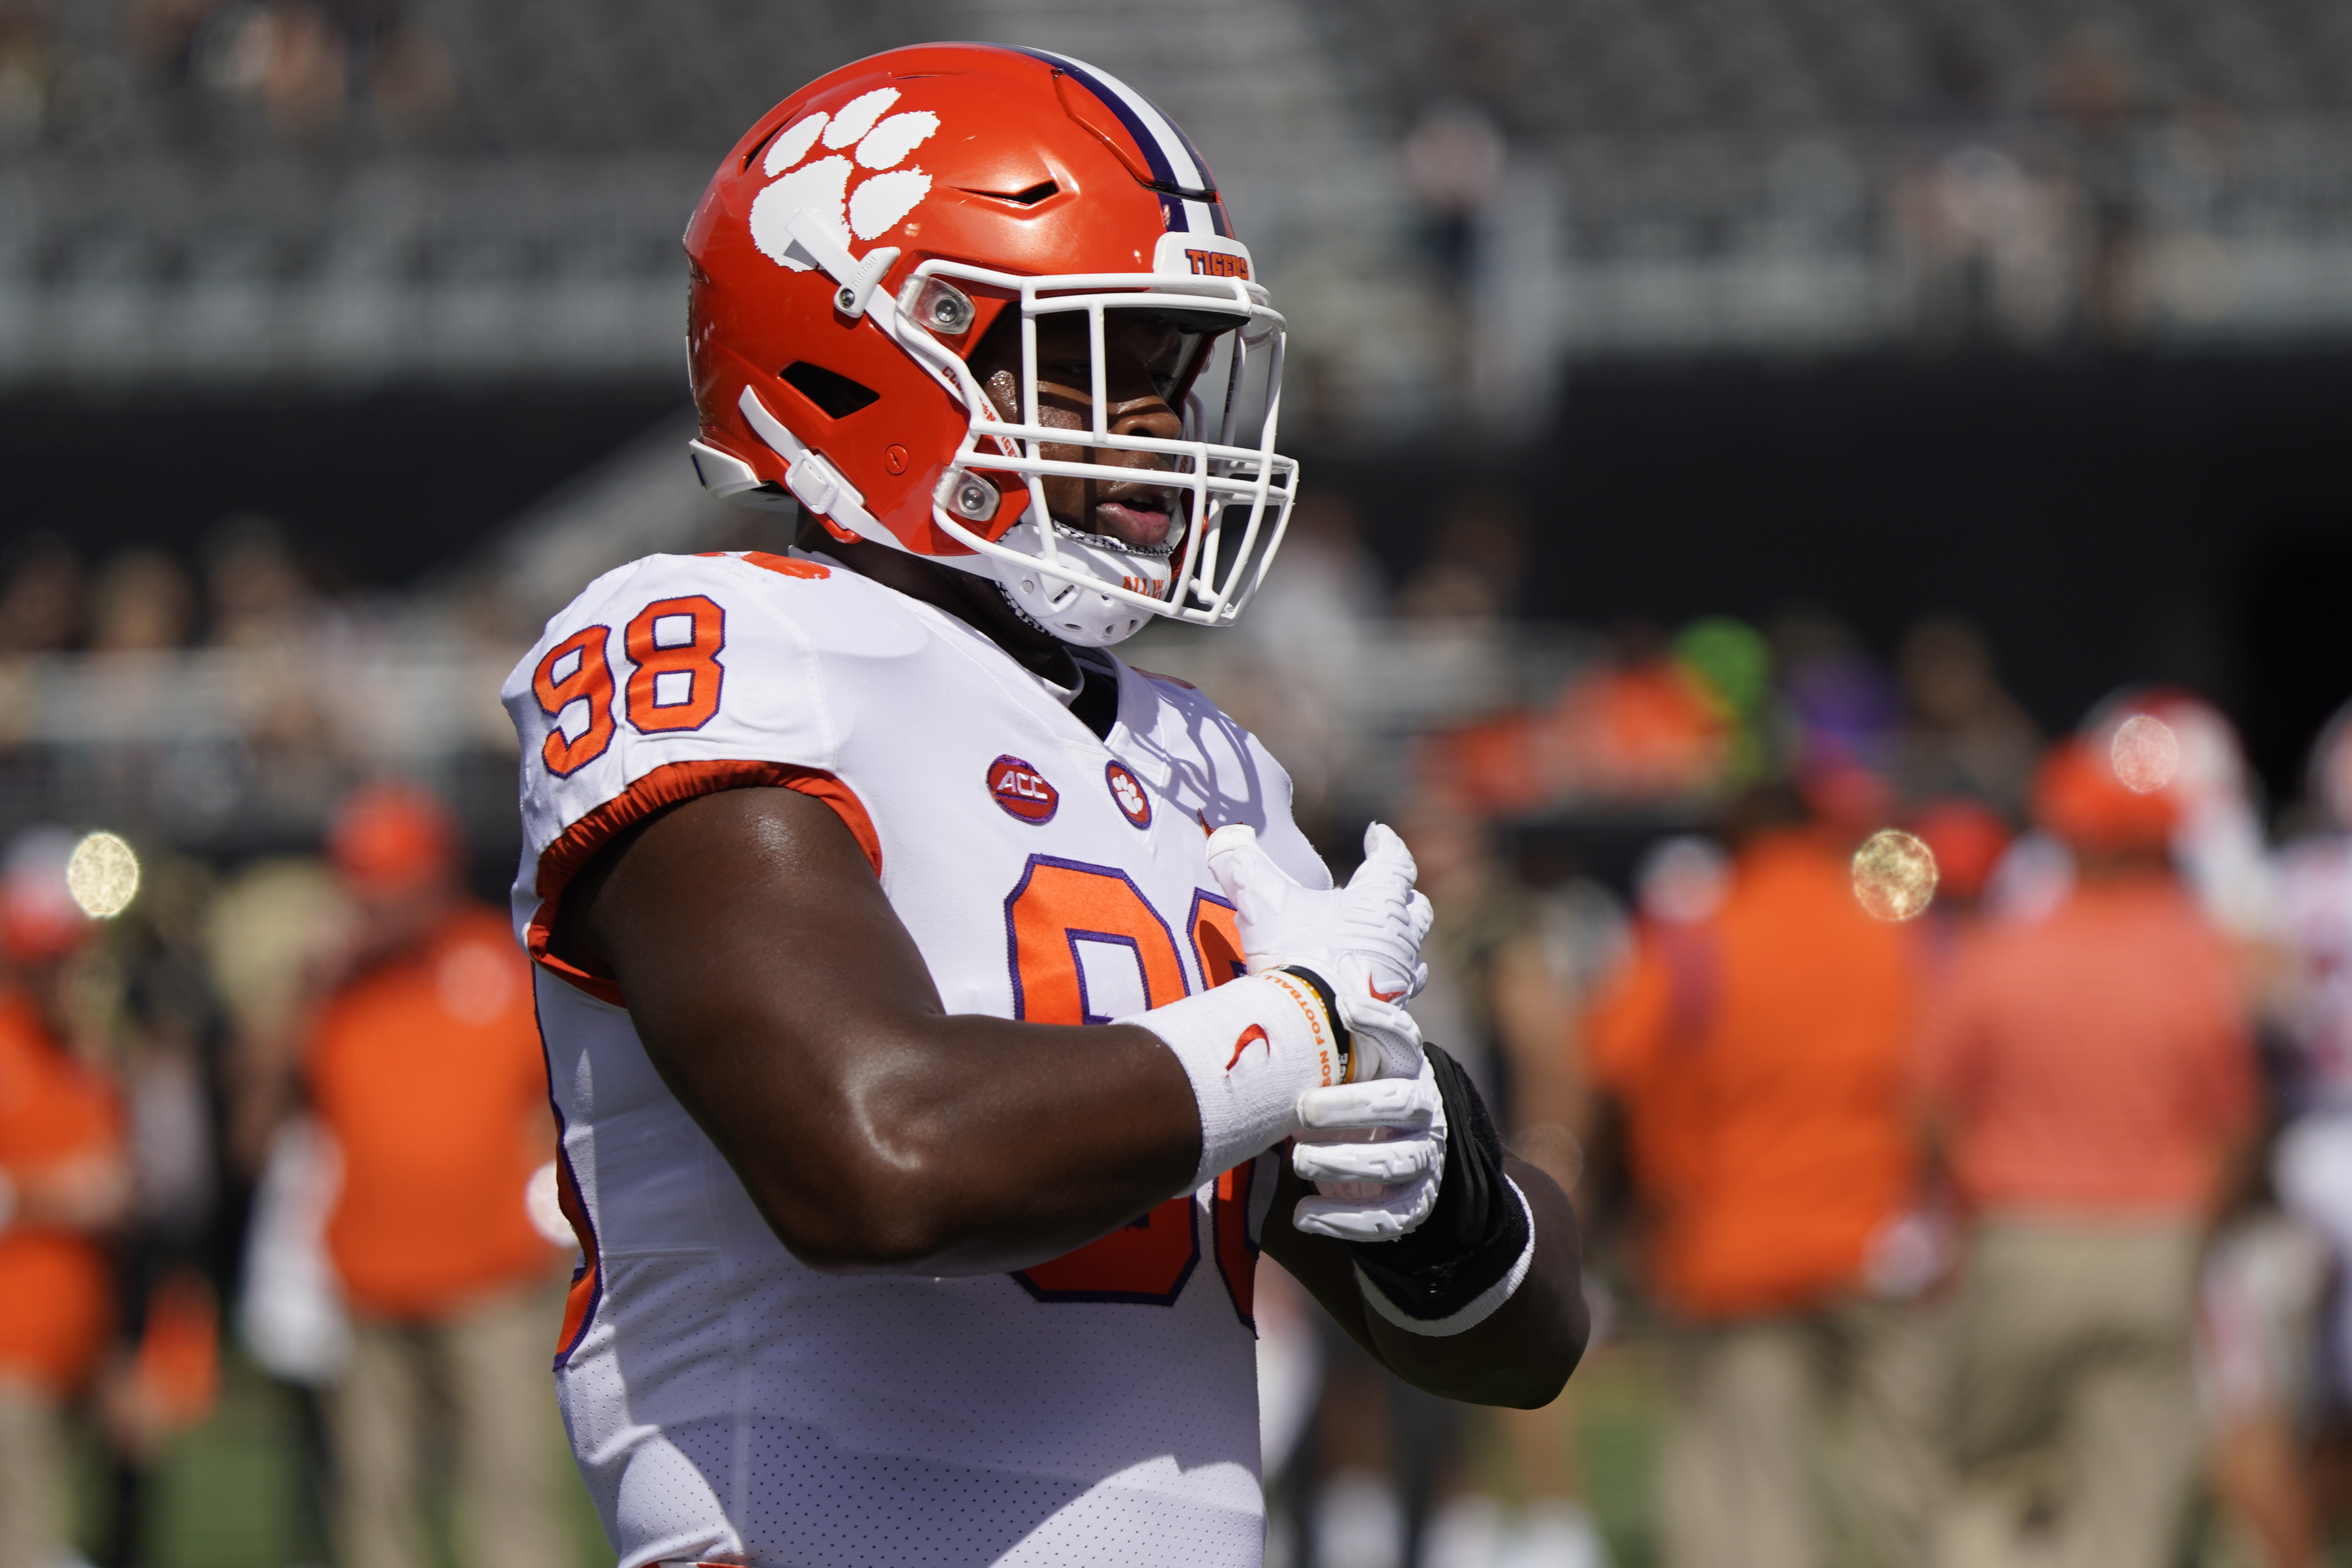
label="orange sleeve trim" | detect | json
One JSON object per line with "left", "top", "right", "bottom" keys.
{"left": 692, "top": 550, "right": 832, "bottom": 581}
{"left": 526, "top": 759, "right": 881, "bottom": 1006}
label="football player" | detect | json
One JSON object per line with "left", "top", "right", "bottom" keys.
{"left": 503, "top": 43, "right": 1588, "bottom": 1567}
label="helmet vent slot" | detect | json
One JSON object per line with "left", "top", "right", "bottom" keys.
{"left": 740, "top": 117, "right": 787, "bottom": 172}
{"left": 958, "top": 181, "right": 1060, "bottom": 206}
{"left": 780, "top": 362, "right": 881, "bottom": 420}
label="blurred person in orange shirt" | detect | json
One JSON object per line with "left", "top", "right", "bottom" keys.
{"left": 258, "top": 782, "right": 571, "bottom": 1568}
{"left": 1917, "top": 736, "right": 2256, "bottom": 1568}
{"left": 1587, "top": 780, "right": 1941, "bottom": 1568}
{"left": 0, "top": 829, "right": 133, "bottom": 1568}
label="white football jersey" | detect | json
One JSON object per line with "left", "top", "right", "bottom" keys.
{"left": 501, "top": 549, "right": 1327, "bottom": 1567}
{"left": 2276, "top": 835, "right": 2352, "bottom": 1112}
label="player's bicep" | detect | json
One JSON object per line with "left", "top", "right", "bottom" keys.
{"left": 561, "top": 787, "right": 943, "bottom": 1166}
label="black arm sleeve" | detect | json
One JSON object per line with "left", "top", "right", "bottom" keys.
{"left": 1343, "top": 1043, "right": 1531, "bottom": 1323}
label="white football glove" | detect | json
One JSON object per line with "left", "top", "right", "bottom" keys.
{"left": 1289, "top": 1054, "right": 1447, "bottom": 1242}
{"left": 1206, "top": 822, "right": 1434, "bottom": 1082}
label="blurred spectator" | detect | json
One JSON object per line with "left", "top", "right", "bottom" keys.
{"left": 1231, "top": 491, "right": 1387, "bottom": 840}
{"left": 203, "top": 515, "right": 317, "bottom": 650}
{"left": 2048, "top": 29, "right": 2141, "bottom": 344}
{"left": 1907, "top": 796, "right": 2015, "bottom": 998}
{"left": 212, "top": 851, "right": 359, "bottom": 1568}
{"left": 88, "top": 548, "right": 198, "bottom": 654}
{"left": 2085, "top": 689, "right": 2277, "bottom": 949}
{"left": 1896, "top": 617, "right": 2041, "bottom": 811}
{"left": 0, "top": 0, "right": 54, "bottom": 150}
{"left": 1400, "top": 96, "right": 1506, "bottom": 384}
{"left": 0, "top": 828, "right": 134, "bottom": 1568}
{"left": 87, "top": 849, "right": 226, "bottom": 1568}
{"left": 167, "top": 0, "right": 452, "bottom": 142}
{"left": 0, "top": 533, "right": 83, "bottom": 654}
{"left": 245, "top": 782, "right": 570, "bottom": 1568}
{"left": 2242, "top": 699, "right": 2352, "bottom": 1562}
{"left": 1588, "top": 787, "right": 1940, "bottom": 1568}
{"left": 1894, "top": 120, "right": 2075, "bottom": 350}
{"left": 1909, "top": 797, "right": 2013, "bottom": 915}
{"left": 201, "top": 516, "right": 343, "bottom": 817}
{"left": 1773, "top": 611, "right": 1902, "bottom": 780}
{"left": 0, "top": 535, "right": 82, "bottom": 749}
{"left": 1916, "top": 735, "right": 2256, "bottom": 1568}
{"left": 1398, "top": 492, "right": 1524, "bottom": 625}
{"left": 1673, "top": 616, "right": 1779, "bottom": 792}
{"left": 1442, "top": 625, "right": 1729, "bottom": 818}
{"left": 1395, "top": 789, "right": 1615, "bottom": 1568}
{"left": 2193, "top": 1205, "right": 2326, "bottom": 1568}
{"left": 1243, "top": 491, "right": 1385, "bottom": 683}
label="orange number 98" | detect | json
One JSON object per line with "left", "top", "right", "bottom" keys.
{"left": 1005, "top": 856, "right": 1258, "bottom": 1321}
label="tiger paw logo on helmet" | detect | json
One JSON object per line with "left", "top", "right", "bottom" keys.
{"left": 686, "top": 44, "right": 1301, "bottom": 649}
{"left": 750, "top": 87, "right": 939, "bottom": 265}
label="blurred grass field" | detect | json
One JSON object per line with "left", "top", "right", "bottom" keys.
{"left": 67, "top": 1351, "right": 608, "bottom": 1568}
{"left": 70, "top": 1340, "right": 1668, "bottom": 1568}
{"left": 65, "top": 1334, "right": 2348, "bottom": 1568}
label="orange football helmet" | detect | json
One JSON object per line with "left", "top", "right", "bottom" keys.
{"left": 683, "top": 43, "right": 1297, "bottom": 646}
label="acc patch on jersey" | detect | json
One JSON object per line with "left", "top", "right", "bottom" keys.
{"left": 988, "top": 755, "right": 1059, "bottom": 824}
{"left": 1105, "top": 761, "right": 1152, "bottom": 829}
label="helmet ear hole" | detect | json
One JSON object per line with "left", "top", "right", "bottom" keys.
{"left": 780, "top": 362, "right": 881, "bottom": 419}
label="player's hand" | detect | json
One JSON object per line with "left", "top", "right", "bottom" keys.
{"left": 1289, "top": 1054, "right": 1447, "bottom": 1241}
{"left": 1206, "top": 822, "right": 1433, "bottom": 1080}
{"left": 1206, "top": 822, "right": 1431, "bottom": 1001}
{"left": 1326, "top": 957, "right": 1426, "bottom": 1082}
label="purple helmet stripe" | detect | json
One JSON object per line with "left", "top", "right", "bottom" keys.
{"left": 1008, "top": 45, "right": 1219, "bottom": 234}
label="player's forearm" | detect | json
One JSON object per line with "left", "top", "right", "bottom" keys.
{"left": 1362, "top": 1157, "right": 1588, "bottom": 1405}
{"left": 645, "top": 1004, "right": 1205, "bottom": 1275}
{"left": 1264, "top": 1155, "right": 1588, "bottom": 1407}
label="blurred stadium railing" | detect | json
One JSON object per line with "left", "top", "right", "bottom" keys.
{"left": 8, "top": 0, "right": 2352, "bottom": 861}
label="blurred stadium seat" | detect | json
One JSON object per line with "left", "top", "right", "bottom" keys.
{"left": 7, "top": 0, "right": 2352, "bottom": 401}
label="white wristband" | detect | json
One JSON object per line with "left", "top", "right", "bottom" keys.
{"left": 1124, "top": 971, "right": 1345, "bottom": 1185}
{"left": 1353, "top": 1178, "right": 1538, "bottom": 1338}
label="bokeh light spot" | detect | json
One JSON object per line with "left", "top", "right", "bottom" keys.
{"left": 1853, "top": 829, "right": 1937, "bottom": 922}
{"left": 2111, "top": 713, "right": 2180, "bottom": 794}
{"left": 66, "top": 830, "right": 140, "bottom": 919}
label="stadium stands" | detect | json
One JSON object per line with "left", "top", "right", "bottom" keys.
{"left": 4, "top": 0, "right": 2351, "bottom": 395}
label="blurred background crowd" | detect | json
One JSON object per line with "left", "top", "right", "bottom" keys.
{"left": 8, "top": 1, "right": 2352, "bottom": 1566}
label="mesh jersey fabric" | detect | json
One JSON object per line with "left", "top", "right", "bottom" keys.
{"left": 502, "top": 551, "right": 1314, "bottom": 1566}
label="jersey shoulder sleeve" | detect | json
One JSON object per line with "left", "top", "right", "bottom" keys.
{"left": 1116, "top": 659, "right": 1332, "bottom": 892}
{"left": 501, "top": 551, "right": 913, "bottom": 901}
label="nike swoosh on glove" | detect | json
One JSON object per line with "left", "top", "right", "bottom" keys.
{"left": 1290, "top": 1054, "right": 1447, "bottom": 1242}
{"left": 1206, "top": 822, "right": 1434, "bottom": 1081}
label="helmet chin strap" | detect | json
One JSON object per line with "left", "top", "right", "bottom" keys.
{"left": 978, "top": 518, "right": 1170, "bottom": 647}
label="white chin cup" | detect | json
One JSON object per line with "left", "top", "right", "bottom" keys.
{"left": 984, "top": 520, "right": 1173, "bottom": 647}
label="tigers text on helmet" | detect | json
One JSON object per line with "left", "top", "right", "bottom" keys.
{"left": 682, "top": 43, "right": 1298, "bottom": 646}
